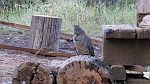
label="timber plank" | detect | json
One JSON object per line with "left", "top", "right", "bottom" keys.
{"left": 127, "top": 78, "right": 150, "bottom": 84}
{"left": 136, "top": 28, "right": 150, "bottom": 39}
{"left": 103, "top": 25, "right": 137, "bottom": 39}
{"left": 103, "top": 39, "right": 150, "bottom": 65}
{"left": 125, "top": 65, "right": 146, "bottom": 72}
{"left": 0, "top": 44, "right": 73, "bottom": 57}
{"left": 0, "top": 20, "right": 30, "bottom": 29}
{"left": 12, "top": 62, "right": 54, "bottom": 84}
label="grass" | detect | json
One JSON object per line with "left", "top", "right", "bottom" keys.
{"left": 0, "top": 0, "right": 137, "bottom": 37}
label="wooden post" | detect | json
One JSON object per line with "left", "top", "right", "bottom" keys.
{"left": 137, "top": 0, "right": 150, "bottom": 26}
{"left": 29, "top": 15, "right": 62, "bottom": 52}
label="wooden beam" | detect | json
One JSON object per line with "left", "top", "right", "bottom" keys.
{"left": 0, "top": 20, "right": 102, "bottom": 45}
{"left": 126, "top": 73, "right": 144, "bottom": 79}
{"left": 0, "top": 20, "right": 30, "bottom": 29}
{"left": 125, "top": 65, "right": 146, "bottom": 72}
{"left": 0, "top": 44, "right": 73, "bottom": 57}
{"left": 127, "top": 78, "right": 150, "bottom": 84}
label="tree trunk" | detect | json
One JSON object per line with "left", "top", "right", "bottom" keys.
{"left": 57, "top": 55, "right": 112, "bottom": 84}
{"left": 29, "top": 15, "right": 62, "bottom": 52}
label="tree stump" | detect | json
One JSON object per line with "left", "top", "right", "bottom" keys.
{"left": 29, "top": 15, "right": 62, "bottom": 52}
{"left": 57, "top": 55, "right": 112, "bottom": 84}
{"left": 12, "top": 62, "right": 55, "bottom": 84}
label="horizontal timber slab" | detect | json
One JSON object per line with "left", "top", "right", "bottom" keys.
{"left": 0, "top": 44, "right": 73, "bottom": 57}
{"left": 103, "top": 25, "right": 137, "bottom": 39}
{"left": 137, "top": 28, "right": 150, "bottom": 39}
{"left": 103, "top": 25, "right": 150, "bottom": 39}
{"left": 127, "top": 78, "right": 150, "bottom": 84}
{"left": 103, "top": 39, "right": 150, "bottom": 65}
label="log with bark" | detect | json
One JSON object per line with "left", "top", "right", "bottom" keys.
{"left": 12, "top": 56, "right": 112, "bottom": 84}
{"left": 57, "top": 55, "right": 112, "bottom": 84}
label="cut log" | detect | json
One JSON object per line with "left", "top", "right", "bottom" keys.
{"left": 29, "top": 15, "right": 62, "bottom": 52}
{"left": 12, "top": 62, "right": 55, "bottom": 84}
{"left": 57, "top": 55, "right": 112, "bottom": 84}
{"left": 12, "top": 56, "right": 111, "bottom": 84}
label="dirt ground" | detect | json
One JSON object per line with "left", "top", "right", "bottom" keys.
{"left": 0, "top": 30, "right": 102, "bottom": 84}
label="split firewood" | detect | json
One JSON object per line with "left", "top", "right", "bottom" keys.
{"left": 12, "top": 62, "right": 55, "bottom": 84}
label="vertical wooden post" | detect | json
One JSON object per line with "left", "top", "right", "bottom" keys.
{"left": 137, "top": 0, "right": 150, "bottom": 26}
{"left": 29, "top": 15, "right": 62, "bottom": 52}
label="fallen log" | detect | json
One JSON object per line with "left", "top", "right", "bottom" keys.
{"left": 0, "top": 44, "right": 73, "bottom": 57}
{"left": 12, "top": 56, "right": 112, "bottom": 84}
{"left": 0, "top": 20, "right": 102, "bottom": 45}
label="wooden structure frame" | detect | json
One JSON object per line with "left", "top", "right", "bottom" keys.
{"left": 102, "top": 0, "right": 150, "bottom": 83}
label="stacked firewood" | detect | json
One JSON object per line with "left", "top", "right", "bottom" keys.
{"left": 12, "top": 56, "right": 112, "bottom": 84}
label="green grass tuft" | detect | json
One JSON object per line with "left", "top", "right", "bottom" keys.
{"left": 0, "top": 0, "right": 137, "bottom": 37}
